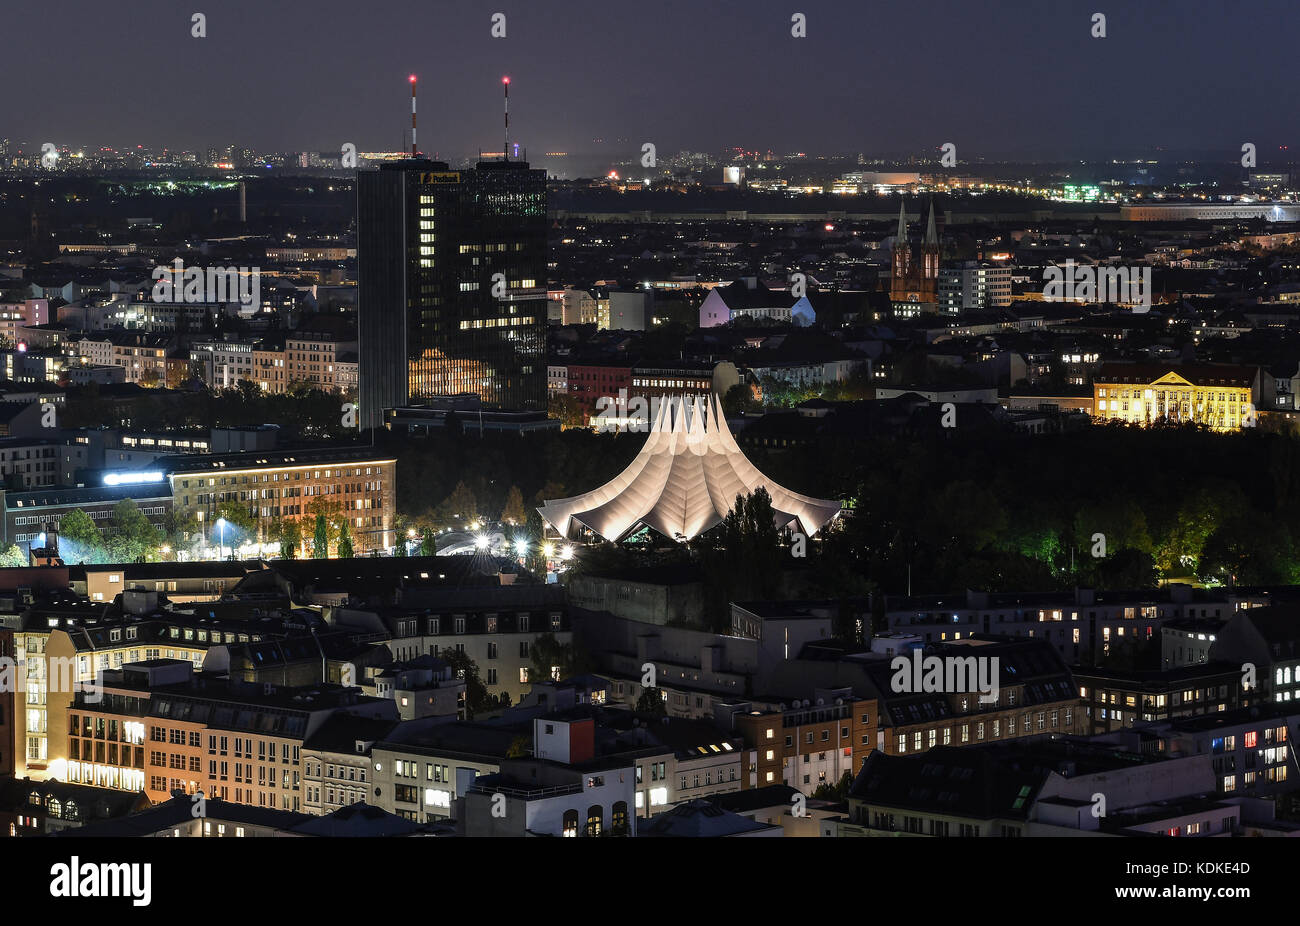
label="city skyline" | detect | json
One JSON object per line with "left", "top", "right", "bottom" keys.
{"left": 3, "top": 0, "right": 1300, "bottom": 872}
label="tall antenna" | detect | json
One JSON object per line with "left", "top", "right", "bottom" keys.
{"left": 409, "top": 74, "right": 418, "bottom": 157}
{"left": 502, "top": 76, "right": 510, "bottom": 161}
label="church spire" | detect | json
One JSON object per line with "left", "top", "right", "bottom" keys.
{"left": 896, "top": 199, "right": 908, "bottom": 242}
{"left": 924, "top": 200, "right": 938, "bottom": 246}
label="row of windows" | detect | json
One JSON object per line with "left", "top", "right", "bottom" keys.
{"left": 180, "top": 467, "right": 383, "bottom": 488}
{"left": 896, "top": 710, "right": 1072, "bottom": 753}
{"left": 561, "top": 803, "right": 629, "bottom": 837}
{"left": 397, "top": 615, "right": 559, "bottom": 636}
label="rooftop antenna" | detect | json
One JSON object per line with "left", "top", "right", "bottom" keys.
{"left": 502, "top": 76, "right": 510, "bottom": 161}
{"left": 409, "top": 74, "right": 418, "bottom": 157}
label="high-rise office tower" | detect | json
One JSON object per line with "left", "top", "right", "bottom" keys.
{"left": 357, "top": 158, "right": 548, "bottom": 429}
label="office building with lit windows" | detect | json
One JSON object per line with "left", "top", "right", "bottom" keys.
{"left": 938, "top": 261, "right": 1012, "bottom": 314}
{"left": 357, "top": 158, "right": 548, "bottom": 429}
{"left": 163, "top": 446, "right": 397, "bottom": 555}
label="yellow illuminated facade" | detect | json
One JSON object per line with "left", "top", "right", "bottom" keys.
{"left": 1093, "top": 367, "right": 1256, "bottom": 432}
{"left": 13, "top": 628, "right": 207, "bottom": 781}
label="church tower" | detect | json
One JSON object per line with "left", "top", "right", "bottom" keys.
{"left": 889, "top": 199, "right": 942, "bottom": 315}
{"left": 889, "top": 201, "right": 912, "bottom": 302}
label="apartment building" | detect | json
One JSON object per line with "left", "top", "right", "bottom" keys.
{"left": 286, "top": 324, "right": 357, "bottom": 394}
{"left": 1207, "top": 603, "right": 1300, "bottom": 705}
{"left": 730, "top": 688, "right": 877, "bottom": 793}
{"left": 301, "top": 713, "right": 399, "bottom": 816}
{"left": 833, "top": 739, "right": 1231, "bottom": 838}
{"left": 371, "top": 722, "right": 520, "bottom": 822}
{"left": 0, "top": 437, "right": 90, "bottom": 490}
{"left": 884, "top": 586, "right": 1269, "bottom": 666}
{"left": 1162, "top": 616, "right": 1226, "bottom": 668}
{"left": 463, "top": 737, "right": 636, "bottom": 838}
{"left": 69, "top": 662, "right": 395, "bottom": 809}
{"left": 1141, "top": 707, "right": 1300, "bottom": 800}
{"left": 334, "top": 585, "right": 571, "bottom": 704}
{"left": 938, "top": 261, "right": 1012, "bottom": 314}
{"left": 364, "top": 656, "right": 466, "bottom": 721}
{"left": 107, "top": 331, "right": 171, "bottom": 386}
{"left": 190, "top": 339, "right": 255, "bottom": 389}
{"left": 1073, "top": 662, "right": 1242, "bottom": 734}
{"left": 253, "top": 339, "right": 288, "bottom": 394}
{"left": 795, "top": 637, "right": 1083, "bottom": 758}
{"left": 164, "top": 446, "right": 397, "bottom": 555}
{"left": 594, "top": 713, "right": 745, "bottom": 815}
{"left": 12, "top": 600, "right": 219, "bottom": 780}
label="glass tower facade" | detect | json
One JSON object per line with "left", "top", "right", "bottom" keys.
{"left": 357, "top": 158, "right": 547, "bottom": 429}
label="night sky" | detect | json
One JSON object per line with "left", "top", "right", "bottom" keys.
{"left": 4, "top": 0, "right": 1296, "bottom": 160}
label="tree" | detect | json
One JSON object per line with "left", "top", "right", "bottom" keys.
{"left": 438, "top": 648, "right": 500, "bottom": 719}
{"left": 312, "top": 515, "right": 329, "bottom": 558}
{"left": 721, "top": 382, "right": 762, "bottom": 416}
{"left": 337, "top": 521, "right": 355, "bottom": 559}
{"left": 501, "top": 485, "right": 527, "bottom": 526}
{"left": 162, "top": 508, "right": 198, "bottom": 548}
{"left": 530, "top": 632, "right": 589, "bottom": 682}
{"left": 812, "top": 770, "right": 854, "bottom": 801}
{"left": 419, "top": 527, "right": 437, "bottom": 557}
{"left": 547, "top": 391, "right": 588, "bottom": 428}
{"left": 216, "top": 501, "right": 258, "bottom": 536}
{"left": 58, "top": 508, "right": 104, "bottom": 563}
{"left": 0, "top": 544, "right": 26, "bottom": 567}
{"left": 636, "top": 686, "right": 667, "bottom": 717}
{"left": 106, "top": 499, "right": 162, "bottom": 562}
{"left": 273, "top": 519, "right": 302, "bottom": 559}
{"left": 436, "top": 481, "right": 478, "bottom": 527}
{"left": 305, "top": 498, "right": 343, "bottom": 550}
{"left": 695, "top": 487, "right": 785, "bottom": 630}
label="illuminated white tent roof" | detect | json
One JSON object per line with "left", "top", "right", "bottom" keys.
{"left": 538, "top": 394, "right": 841, "bottom": 542}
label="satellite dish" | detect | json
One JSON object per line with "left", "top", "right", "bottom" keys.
{"left": 834, "top": 698, "right": 843, "bottom": 706}
{"left": 778, "top": 702, "right": 786, "bottom": 711}
{"left": 816, "top": 698, "right": 825, "bottom": 706}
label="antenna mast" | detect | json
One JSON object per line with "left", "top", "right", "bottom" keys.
{"left": 503, "top": 76, "right": 510, "bottom": 161}
{"left": 409, "top": 74, "right": 418, "bottom": 157}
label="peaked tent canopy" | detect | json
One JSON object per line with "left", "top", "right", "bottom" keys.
{"left": 538, "top": 394, "right": 841, "bottom": 542}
